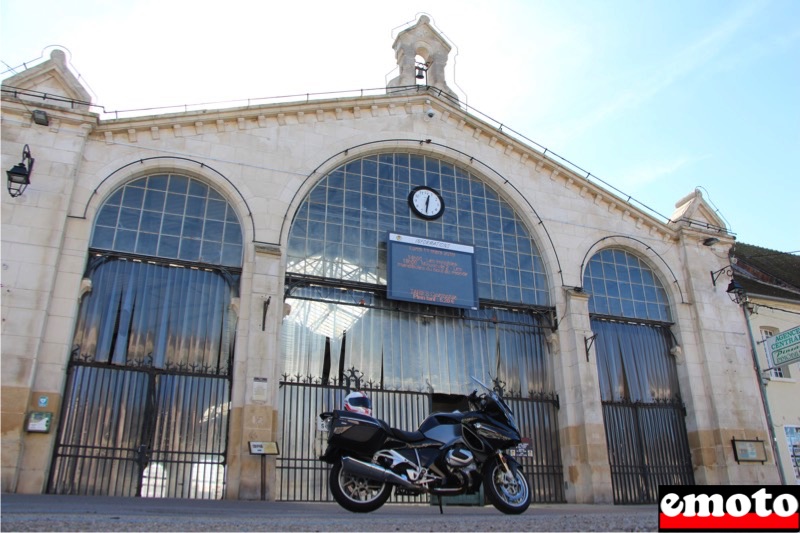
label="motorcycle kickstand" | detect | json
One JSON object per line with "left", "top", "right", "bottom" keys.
{"left": 438, "top": 497, "right": 443, "bottom": 515}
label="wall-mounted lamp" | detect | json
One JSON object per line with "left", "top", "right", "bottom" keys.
{"left": 726, "top": 279, "right": 746, "bottom": 305}
{"left": 32, "top": 110, "right": 49, "bottom": 126}
{"left": 702, "top": 237, "right": 720, "bottom": 246}
{"left": 6, "top": 144, "right": 34, "bottom": 198}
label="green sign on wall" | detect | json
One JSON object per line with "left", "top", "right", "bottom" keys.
{"left": 766, "top": 326, "right": 800, "bottom": 367}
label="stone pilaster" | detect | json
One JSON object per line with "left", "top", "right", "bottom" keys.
{"left": 553, "top": 287, "right": 612, "bottom": 503}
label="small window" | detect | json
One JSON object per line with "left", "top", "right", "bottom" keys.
{"left": 760, "top": 328, "right": 786, "bottom": 378}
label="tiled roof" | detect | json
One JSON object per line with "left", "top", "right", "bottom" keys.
{"left": 731, "top": 243, "right": 800, "bottom": 302}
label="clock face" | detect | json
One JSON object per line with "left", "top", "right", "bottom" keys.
{"left": 408, "top": 186, "right": 444, "bottom": 220}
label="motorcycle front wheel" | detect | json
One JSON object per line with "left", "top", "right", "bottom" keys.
{"left": 329, "top": 458, "right": 392, "bottom": 513}
{"left": 483, "top": 457, "right": 531, "bottom": 514}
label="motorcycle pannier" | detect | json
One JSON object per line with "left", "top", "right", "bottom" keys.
{"left": 327, "top": 410, "right": 389, "bottom": 456}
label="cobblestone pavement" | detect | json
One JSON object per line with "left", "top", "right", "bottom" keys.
{"left": 1, "top": 494, "right": 658, "bottom": 532}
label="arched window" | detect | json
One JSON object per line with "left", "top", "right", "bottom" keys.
{"left": 91, "top": 174, "right": 243, "bottom": 267}
{"left": 583, "top": 248, "right": 670, "bottom": 322}
{"left": 74, "top": 173, "right": 242, "bottom": 370}
{"left": 583, "top": 248, "right": 677, "bottom": 402}
{"left": 287, "top": 153, "right": 549, "bottom": 306}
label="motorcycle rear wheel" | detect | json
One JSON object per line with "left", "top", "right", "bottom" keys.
{"left": 483, "top": 457, "right": 531, "bottom": 514}
{"left": 329, "top": 459, "right": 392, "bottom": 513}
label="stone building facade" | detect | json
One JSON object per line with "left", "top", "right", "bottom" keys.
{"left": 1, "top": 17, "right": 783, "bottom": 502}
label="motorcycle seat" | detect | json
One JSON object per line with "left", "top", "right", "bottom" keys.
{"left": 389, "top": 427, "right": 426, "bottom": 442}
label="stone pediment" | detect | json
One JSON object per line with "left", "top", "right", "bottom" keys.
{"left": 1, "top": 49, "right": 92, "bottom": 110}
{"left": 670, "top": 189, "right": 728, "bottom": 233}
{"left": 394, "top": 15, "right": 452, "bottom": 53}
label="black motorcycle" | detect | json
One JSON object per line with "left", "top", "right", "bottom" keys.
{"left": 318, "top": 377, "right": 531, "bottom": 514}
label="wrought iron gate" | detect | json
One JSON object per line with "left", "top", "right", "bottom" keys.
{"left": 48, "top": 360, "right": 231, "bottom": 498}
{"left": 591, "top": 318, "right": 695, "bottom": 504}
{"left": 276, "top": 371, "right": 564, "bottom": 503}
{"left": 602, "top": 400, "right": 694, "bottom": 504}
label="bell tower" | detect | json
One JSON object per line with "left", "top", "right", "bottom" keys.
{"left": 387, "top": 15, "right": 458, "bottom": 102}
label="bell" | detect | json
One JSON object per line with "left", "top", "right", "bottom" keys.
{"left": 415, "top": 67, "right": 425, "bottom": 80}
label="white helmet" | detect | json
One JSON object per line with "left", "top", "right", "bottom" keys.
{"left": 344, "top": 391, "right": 372, "bottom": 416}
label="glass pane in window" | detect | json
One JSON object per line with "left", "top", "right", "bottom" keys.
{"left": 186, "top": 196, "right": 206, "bottom": 218}
{"left": 222, "top": 244, "right": 243, "bottom": 267}
{"left": 140, "top": 211, "right": 161, "bottom": 233}
{"left": 122, "top": 187, "right": 145, "bottom": 208}
{"left": 105, "top": 189, "right": 123, "bottom": 206}
{"left": 168, "top": 175, "right": 188, "bottom": 193}
{"left": 119, "top": 208, "right": 141, "bottom": 230}
{"left": 92, "top": 226, "right": 114, "bottom": 249}
{"left": 165, "top": 193, "right": 186, "bottom": 215}
{"left": 207, "top": 187, "right": 224, "bottom": 201}
{"left": 201, "top": 240, "right": 222, "bottom": 264}
{"left": 204, "top": 220, "right": 224, "bottom": 242}
{"left": 96, "top": 205, "right": 119, "bottom": 227}
{"left": 584, "top": 248, "right": 670, "bottom": 322}
{"left": 224, "top": 223, "right": 243, "bottom": 245}
{"left": 147, "top": 174, "right": 168, "bottom": 190}
{"left": 158, "top": 235, "right": 179, "bottom": 258}
{"left": 179, "top": 238, "right": 201, "bottom": 261}
{"left": 136, "top": 233, "right": 158, "bottom": 256}
{"left": 188, "top": 180, "right": 208, "bottom": 197}
{"left": 206, "top": 200, "right": 226, "bottom": 221}
{"left": 161, "top": 214, "right": 182, "bottom": 236}
{"left": 92, "top": 174, "right": 242, "bottom": 267}
{"left": 182, "top": 217, "right": 203, "bottom": 239}
{"left": 144, "top": 190, "right": 166, "bottom": 211}
{"left": 114, "top": 230, "right": 137, "bottom": 252}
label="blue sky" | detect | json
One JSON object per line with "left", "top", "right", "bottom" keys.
{"left": 2, "top": 0, "right": 797, "bottom": 253}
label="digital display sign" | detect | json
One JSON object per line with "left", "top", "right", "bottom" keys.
{"left": 387, "top": 233, "right": 478, "bottom": 309}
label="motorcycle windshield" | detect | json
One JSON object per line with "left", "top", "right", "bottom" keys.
{"left": 490, "top": 392, "right": 520, "bottom": 434}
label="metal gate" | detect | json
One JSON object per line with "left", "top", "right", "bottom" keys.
{"left": 48, "top": 360, "right": 230, "bottom": 498}
{"left": 602, "top": 400, "right": 694, "bottom": 504}
{"left": 276, "top": 371, "right": 564, "bottom": 503}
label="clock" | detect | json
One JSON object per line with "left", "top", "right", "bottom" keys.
{"left": 408, "top": 186, "right": 444, "bottom": 220}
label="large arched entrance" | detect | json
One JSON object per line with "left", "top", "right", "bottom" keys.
{"left": 48, "top": 173, "right": 242, "bottom": 498}
{"left": 277, "top": 152, "right": 565, "bottom": 503}
{"left": 583, "top": 248, "right": 694, "bottom": 504}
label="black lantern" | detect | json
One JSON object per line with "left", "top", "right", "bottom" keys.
{"left": 7, "top": 144, "right": 34, "bottom": 197}
{"left": 726, "top": 279, "right": 746, "bottom": 305}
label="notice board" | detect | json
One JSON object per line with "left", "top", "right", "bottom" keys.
{"left": 387, "top": 232, "right": 478, "bottom": 309}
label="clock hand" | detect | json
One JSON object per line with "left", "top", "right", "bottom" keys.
{"left": 425, "top": 196, "right": 430, "bottom": 213}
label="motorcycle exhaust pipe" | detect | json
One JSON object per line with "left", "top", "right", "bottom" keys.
{"left": 341, "top": 456, "right": 417, "bottom": 491}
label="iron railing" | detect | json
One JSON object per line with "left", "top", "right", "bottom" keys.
{"left": 48, "top": 362, "right": 230, "bottom": 499}
{"left": 602, "top": 399, "right": 694, "bottom": 504}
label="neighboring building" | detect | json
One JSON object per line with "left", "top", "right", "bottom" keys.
{"left": 729, "top": 243, "right": 800, "bottom": 485}
{"left": 0, "top": 17, "right": 788, "bottom": 503}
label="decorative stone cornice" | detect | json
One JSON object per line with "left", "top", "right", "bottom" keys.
{"left": 86, "top": 88, "right": 676, "bottom": 243}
